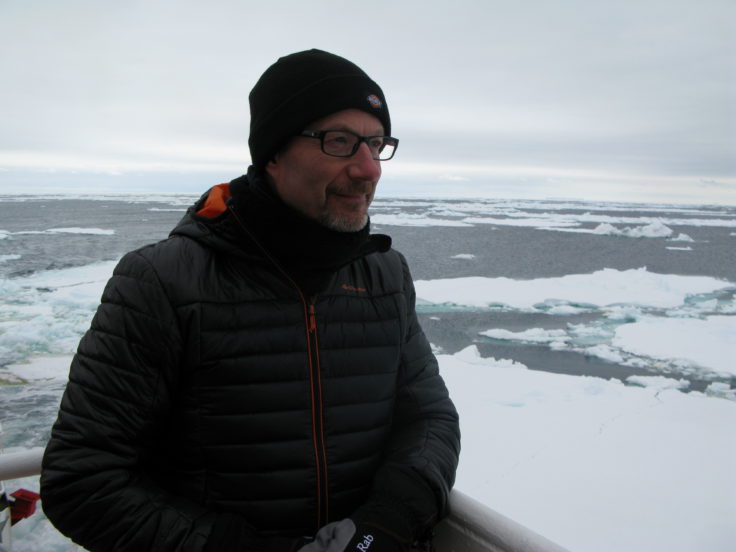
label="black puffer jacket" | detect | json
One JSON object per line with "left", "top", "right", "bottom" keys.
{"left": 41, "top": 178, "right": 460, "bottom": 552}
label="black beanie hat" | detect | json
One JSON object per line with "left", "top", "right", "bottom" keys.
{"left": 248, "top": 49, "right": 391, "bottom": 169}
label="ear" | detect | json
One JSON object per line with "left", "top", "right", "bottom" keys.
{"left": 264, "top": 155, "right": 280, "bottom": 181}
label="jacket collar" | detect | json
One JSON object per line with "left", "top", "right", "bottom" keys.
{"left": 179, "top": 167, "right": 391, "bottom": 295}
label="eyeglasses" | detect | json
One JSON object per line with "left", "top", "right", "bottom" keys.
{"left": 300, "top": 130, "right": 399, "bottom": 161}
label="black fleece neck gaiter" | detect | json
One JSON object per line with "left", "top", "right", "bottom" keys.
{"left": 228, "top": 168, "right": 390, "bottom": 296}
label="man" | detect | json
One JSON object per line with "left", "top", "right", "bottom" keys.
{"left": 41, "top": 49, "right": 460, "bottom": 552}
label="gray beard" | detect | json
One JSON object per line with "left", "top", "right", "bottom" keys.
{"left": 320, "top": 211, "right": 369, "bottom": 233}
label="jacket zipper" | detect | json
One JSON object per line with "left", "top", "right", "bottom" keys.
{"left": 228, "top": 205, "right": 329, "bottom": 531}
{"left": 306, "top": 301, "right": 329, "bottom": 529}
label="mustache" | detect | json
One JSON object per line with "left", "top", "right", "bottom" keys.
{"left": 327, "top": 181, "right": 375, "bottom": 196}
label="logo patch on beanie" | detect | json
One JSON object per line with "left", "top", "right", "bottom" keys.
{"left": 366, "top": 94, "right": 382, "bottom": 109}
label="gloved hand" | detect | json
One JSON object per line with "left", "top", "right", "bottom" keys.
{"left": 296, "top": 519, "right": 356, "bottom": 552}
{"left": 296, "top": 518, "right": 406, "bottom": 552}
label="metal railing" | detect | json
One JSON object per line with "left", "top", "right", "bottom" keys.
{"left": 0, "top": 447, "right": 44, "bottom": 481}
{"left": 0, "top": 447, "right": 570, "bottom": 552}
{"left": 434, "top": 490, "right": 570, "bottom": 552}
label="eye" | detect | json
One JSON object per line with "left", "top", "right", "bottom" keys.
{"left": 324, "top": 132, "right": 351, "bottom": 146}
{"left": 368, "top": 137, "right": 385, "bottom": 150}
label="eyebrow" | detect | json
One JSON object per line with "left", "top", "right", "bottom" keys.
{"left": 318, "top": 124, "right": 386, "bottom": 136}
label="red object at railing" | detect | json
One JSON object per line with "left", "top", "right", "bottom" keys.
{"left": 10, "top": 489, "right": 40, "bottom": 525}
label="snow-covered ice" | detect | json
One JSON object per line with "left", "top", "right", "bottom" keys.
{"left": 625, "top": 374, "right": 690, "bottom": 390}
{"left": 440, "top": 345, "right": 736, "bottom": 552}
{"left": 480, "top": 327, "right": 568, "bottom": 345}
{"left": 1, "top": 355, "right": 72, "bottom": 383}
{"left": 13, "top": 227, "right": 115, "bottom": 236}
{"left": 418, "top": 268, "right": 735, "bottom": 379}
{"left": 613, "top": 316, "right": 736, "bottom": 376}
{"left": 415, "top": 268, "right": 733, "bottom": 310}
{"left": 589, "top": 220, "right": 674, "bottom": 238}
{"left": 670, "top": 233, "right": 694, "bottom": 242}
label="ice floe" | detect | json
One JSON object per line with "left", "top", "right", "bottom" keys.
{"left": 14, "top": 227, "right": 115, "bottom": 236}
{"left": 0, "top": 254, "right": 21, "bottom": 263}
{"left": 592, "top": 220, "right": 674, "bottom": 237}
{"left": 612, "top": 316, "right": 736, "bottom": 376}
{"left": 441, "top": 345, "right": 736, "bottom": 552}
{"left": 415, "top": 267, "right": 734, "bottom": 310}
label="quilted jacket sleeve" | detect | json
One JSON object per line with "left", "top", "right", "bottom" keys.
{"left": 40, "top": 250, "right": 289, "bottom": 552}
{"left": 353, "top": 252, "right": 461, "bottom": 542}
{"left": 40, "top": 249, "right": 215, "bottom": 551}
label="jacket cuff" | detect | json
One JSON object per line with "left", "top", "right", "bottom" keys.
{"left": 351, "top": 503, "right": 412, "bottom": 552}
{"left": 351, "top": 466, "right": 439, "bottom": 547}
{"left": 360, "top": 465, "right": 442, "bottom": 539}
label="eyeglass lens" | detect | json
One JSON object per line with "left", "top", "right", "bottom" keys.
{"left": 322, "top": 131, "right": 397, "bottom": 160}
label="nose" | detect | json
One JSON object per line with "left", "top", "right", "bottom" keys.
{"left": 346, "top": 142, "right": 382, "bottom": 182}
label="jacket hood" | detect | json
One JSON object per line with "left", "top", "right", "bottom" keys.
{"left": 169, "top": 183, "right": 248, "bottom": 259}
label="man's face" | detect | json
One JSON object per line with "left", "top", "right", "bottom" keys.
{"left": 265, "top": 109, "right": 382, "bottom": 232}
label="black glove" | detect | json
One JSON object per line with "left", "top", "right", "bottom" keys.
{"left": 297, "top": 502, "right": 411, "bottom": 552}
{"left": 349, "top": 500, "right": 412, "bottom": 552}
{"left": 342, "top": 519, "right": 406, "bottom": 552}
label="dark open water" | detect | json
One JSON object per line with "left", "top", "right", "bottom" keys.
{"left": 1, "top": 196, "right": 734, "bottom": 394}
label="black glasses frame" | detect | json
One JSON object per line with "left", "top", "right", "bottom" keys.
{"left": 300, "top": 130, "right": 399, "bottom": 161}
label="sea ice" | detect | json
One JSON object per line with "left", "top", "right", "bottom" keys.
{"left": 603, "top": 305, "right": 644, "bottom": 321}
{"left": 440, "top": 345, "right": 736, "bottom": 552}
{"left": 460, "top": 216, "right": 579, "bottom": 229}
{"left": 591, "top": 220, "right": 674, "bottom": 238}
{"left": 669, "top": 233, "right": 694, "bottom": 242}
{"left": 0, "top": 254, "right": 21, "bottom": 263}
{"left": 613, "top": 315, "right": 736, "bottom": 376}
{"left": 480, "top": 327, "right": 568, "bottom": 345}
{"left": 370, "top": 213, "right": 472, "bottom": 227}
{"left": 581, "top": 344, "right": 625, "bottom": 363}
{"left": 705, "top": 382, "right": 736, "bottom": 400}
{"left": 46, "top": 227, "right": 115, "bottom": 235}
{"left": 625, "top": 375, "right": 690, "bottom": 390}
{"left": 544, "top": 304, "right": 591, "bottom": 315}
{"left": 12, "top": 227, "right": 115, "bottom": 236}
{"left": 0, "top": 261, "right": 116, "bottom": 365}
{"left": 415, "top": 268, "right": 734, "bottom": 310}
{"left": 2, "top": 356, "right": 72, "bottom": 382}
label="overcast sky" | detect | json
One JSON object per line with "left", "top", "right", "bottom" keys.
{"left": 1, "top": 0, "right": 734, "bottom": 205}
